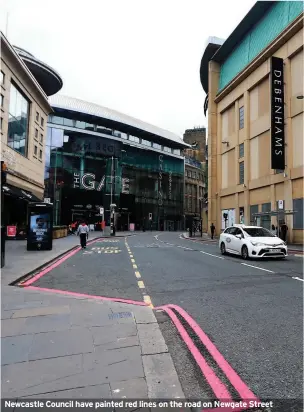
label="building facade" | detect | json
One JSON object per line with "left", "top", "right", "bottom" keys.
{"left": 183, "top": 128, "right": 207, "bottom": 231}
{"left": 201, "top": 1, "right": 303, "bottom": 243}
{"left": 45, "top": 95, "right": 187, "bottom": 231}
{"left": 1, "top": 33, "right": 57, "bottom": 234}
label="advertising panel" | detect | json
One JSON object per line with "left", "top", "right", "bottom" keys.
{"left": 27, "top": 203, "right": 53, "bottom": 250}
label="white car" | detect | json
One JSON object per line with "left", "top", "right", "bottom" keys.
{"left": 219, "top": 224, "right": 287, "bottom": 259}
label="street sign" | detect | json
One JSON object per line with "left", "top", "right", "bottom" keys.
{"left": 278, "top": 200, "right": 284, "bottom": 210}
{"left": 99, "top": 207, "right": 104, "bottom": 215}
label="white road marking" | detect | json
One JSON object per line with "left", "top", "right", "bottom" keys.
{"left": 294, "top": 254, "right": 304, "bottom": 258}
{"left": 241, "top": 263, "right": 274, "bottom": 273}
{"left": 200, "top": 251, "right": 224, "bottom": 259}
{"left": 292, "top": 277, "right": 304, "bottom": 282}
{"left": 154, "top": 235, "right": 159, "bottom": 240}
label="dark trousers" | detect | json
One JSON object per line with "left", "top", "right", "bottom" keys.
{"left": 80, "top": 233, "right": 87, "bottom": 248}
{"left": 211, "top": 231, "right": 215, "bottom": 239}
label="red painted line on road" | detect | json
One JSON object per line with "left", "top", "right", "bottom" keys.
{"left": 164, "top": 307, "right": 232, "bottom": 400}
{"left": 158, "top": 304, "right": 259, "bottom": 402}
{"left": 26, "top": 285, "right": 148, "bottom": 306}
{"left": 23, "top": 247, "right": 81, "bottom": 286}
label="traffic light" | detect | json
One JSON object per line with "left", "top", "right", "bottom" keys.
{"left": 1, "top": 161, "right": 7, "bottom": 185}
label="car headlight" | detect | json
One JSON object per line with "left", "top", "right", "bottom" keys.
{"left": 250, "top": 241, "right": 265, "bottom": 247}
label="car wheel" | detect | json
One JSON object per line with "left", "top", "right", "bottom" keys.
{"left": 220, "top": 242, "right": 226, "bottom": 255}
{"left": 241, "top": 245, "right": 249, "bottom": 260}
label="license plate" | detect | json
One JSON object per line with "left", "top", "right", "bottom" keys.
{"left": 269, "top": 249, "right": 278, "bottom": 253}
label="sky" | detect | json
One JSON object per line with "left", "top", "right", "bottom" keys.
{"left": 0, "top": 0, "right": 255, "bottom": 137}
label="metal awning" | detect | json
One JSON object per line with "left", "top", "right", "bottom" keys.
{"left": 2, "top": 184, "right": 41, "bottom": 202}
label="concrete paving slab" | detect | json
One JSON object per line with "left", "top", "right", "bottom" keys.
{"left": 11, "top": 305, "right": 70, "bottom": 318}
{"left": 1, "top": 310, "right": 15, "bottom": 320}
{"left": 70, "top": 308, "right": 135, "bottom": 327}
{"left": 1, "top": 354, "right": 83, "bottom": 397}
{"left": 142, "top": 353, "right": 184, "bottom": 399}
{"left": 22, "top": 383, "right": 112, "bottom": 398}
{"left": 1, "top": 334, "right": 34, "bottom": 365}
{"left": 137, "top": 323, "right": 168, "bottom": 355}
{"left": 132, "top": 306, "right": 157, "bottom": 324}
{"left": 28, "top": 328, "right": 94, "bottom": 360}
{"left": 91, "top": 323, "right": 137, "bottom": 346}
{"left": 111, "top": 377, "right": 148, "bottom": 399}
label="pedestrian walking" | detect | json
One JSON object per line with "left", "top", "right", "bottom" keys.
{"left": 280, "top": 222, "right": 288, "bottom": 242}
{"left": 210, "top": 223, "right": 215, "bottom": 239}
{"left": 76, "top": 221, "right": 89, "bottom": 249}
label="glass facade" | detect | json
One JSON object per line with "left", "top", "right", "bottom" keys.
{"left": 7, "top": 83, "right": 30, "bottom": 156}
{"left": 45, "top": 115, "right": 185, "bottom": 230}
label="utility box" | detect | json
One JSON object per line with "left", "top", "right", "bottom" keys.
{"left": 27, "top": 202, "right": 53, "bottom": 251}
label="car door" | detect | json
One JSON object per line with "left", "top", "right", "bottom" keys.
{"left": 223, "top": 227, "right": 235, "bottom": 252}
{"left": 230, "top": 228, "right": 243, "bottom": 254}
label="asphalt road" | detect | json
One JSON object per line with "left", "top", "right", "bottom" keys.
{"left": 32, "top": 232, "right": 303, "bottom": 405}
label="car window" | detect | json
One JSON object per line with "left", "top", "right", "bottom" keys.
{"left": 229, "top": 228, "right": 237, "bottom": 235}
{"left": 234, "top": 228, "right": 242, "bottom": 235}
{"left": 243, "top": 227, "right": 275, "bottom": 237}
{"left": 224, "top": 228, "right": 233, "bottom": 234}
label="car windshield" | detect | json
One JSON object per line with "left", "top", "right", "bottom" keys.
{"left": 243, "top": 227, "right": 275, "bottom": 237}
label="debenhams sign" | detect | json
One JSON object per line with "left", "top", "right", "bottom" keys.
{"left": 270, "top": 56, "right": 285, "bottom": 170}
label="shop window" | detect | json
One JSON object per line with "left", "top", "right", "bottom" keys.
{"left": 7, "top": 82, "right": 30, "bottom": 156}
{"left": 261, "top": 202, "right": 271, "bottom": 230}
{"left": 239, "top": 143, "right": 244, "bottom": 158}
{"left": 239, "top": 161, "right": 244, "bottom": 184}
{"left": 250, "top": 204, "right": 258, "bottom": 224}
{"left": 239, "top": 106, "right": 244, "bottom": 129}
{"left": 293, "top": 198, "right": 303, "bottom": 229}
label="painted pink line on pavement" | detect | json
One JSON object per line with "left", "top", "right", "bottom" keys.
{"left": 27, "top": 285, "right": 148, "bottom": 306}
{"left": 164, "top": 304, "right": 259, "bottom": 402}
{"left": 163, "top": 307, "right": 232, "bottom": 400}
{"left": 23, "top": 247, "right": 81, "bottom": 286}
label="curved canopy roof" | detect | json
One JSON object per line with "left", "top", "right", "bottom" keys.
{"left": 14, "top": 46, "right": 63, "bottom": 96}
{"left": 48, "top": 94, "right": 187, "bottom": 147}
{"left": 200, "top": 37, "right": 224, "bottom": 94}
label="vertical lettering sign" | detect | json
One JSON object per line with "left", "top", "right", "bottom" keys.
{"left": 158, "top": 155, "right": 163, "bottom": 206}
{"left": 270, "top": 57, "right": 285, "bottom": 170}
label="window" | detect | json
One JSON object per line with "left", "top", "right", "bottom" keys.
{"left": 51, "top": 128, "right": 64, "bottom": 148}
{"left": 129, "top": 135, "right": 140, "bottom": 143}
{"left": 85, "top": 123, "right": 95, "bottom": 131}
{"left": 41, "top": 117, "right": 44, "bottom": 127}
{"left": 34, "top": 145, "right": 38, "bottom": 156}
{"left": 36, "top": 112, "right": 39, "bottom": 122}
{"left": 261, "top": 203, "right": 271, "bottom": 230}
{"left": 96, "top": 126, "right": 112, "bottom": 135}
{"left": 293, "top": 198, "right": 303, "bottom": 229}
{"left": 142, "top": 139, "right": 151, "bottom": 147}
{"left": 0, "top": 117, "right": 2, "bottom": 130}
{"left": 239, "top": 106, "right": 244, "bottom": 129}
{"left": 39, "top": 149, "right": 42, "bottom": 159}
{"left": 164, "top": 147, "right": 171, "bottom": 153}
{"left": 0, "top": 94, "right": 3, "bottom": 107}
{"left": 35, "top": 129, "right": 38, "bottom": 139}
{"left": 75, "top": 120, "right": 86, "bottom": 129}
{"left": 173, "top": 149, "right": 181, "bottom": 155}
{"left": 239, "top": 143, "right": 244, "bottom": 158}
{"left": 0, "top": 71, "right": 4, "bottom": 85}
{"left": 40, "top": 133, "right": 43, "bottom": 143}
{"left": 239, "top": 161, "right": 244, "bottom": 184}
{"left": 7, "top": 83, "right": 30, "bottom": 156}
{"left": 51, "top": 115, "right": 64, "bottom": 125}
{"left": 63, "top": 118, "right": 74, "bottom": 127}
{"left": 153, "top": 143, "right": 161, "bottom": 150}
{"left": 250, "top": 205, "right": 258, "bottom": 224}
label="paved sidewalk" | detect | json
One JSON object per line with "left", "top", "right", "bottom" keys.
{"left": 1, "top": 234, "right": 185, "bottom": 405}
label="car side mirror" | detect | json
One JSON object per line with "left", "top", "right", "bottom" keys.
{"left": 235, "top": 234, "right": 243, "bottom": 239}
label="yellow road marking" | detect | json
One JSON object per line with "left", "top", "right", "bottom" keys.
{"left": 131, "top": 258, "right": 135, "bottom": 263}
{"left": 138, "top": 280, "right": 145, "bottom": 288}
{"left": 143, "top": 295, "right": 154, "bottom": 308}
{"left": 133, "top": 264, "right": 138, "bottom": 269}
{"left": 135, "top": 271, "right": 141, "bottom": 278}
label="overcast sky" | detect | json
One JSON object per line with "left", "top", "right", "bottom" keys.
{"left": 1, "top": 0, "right": 255, "bottom": 137}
